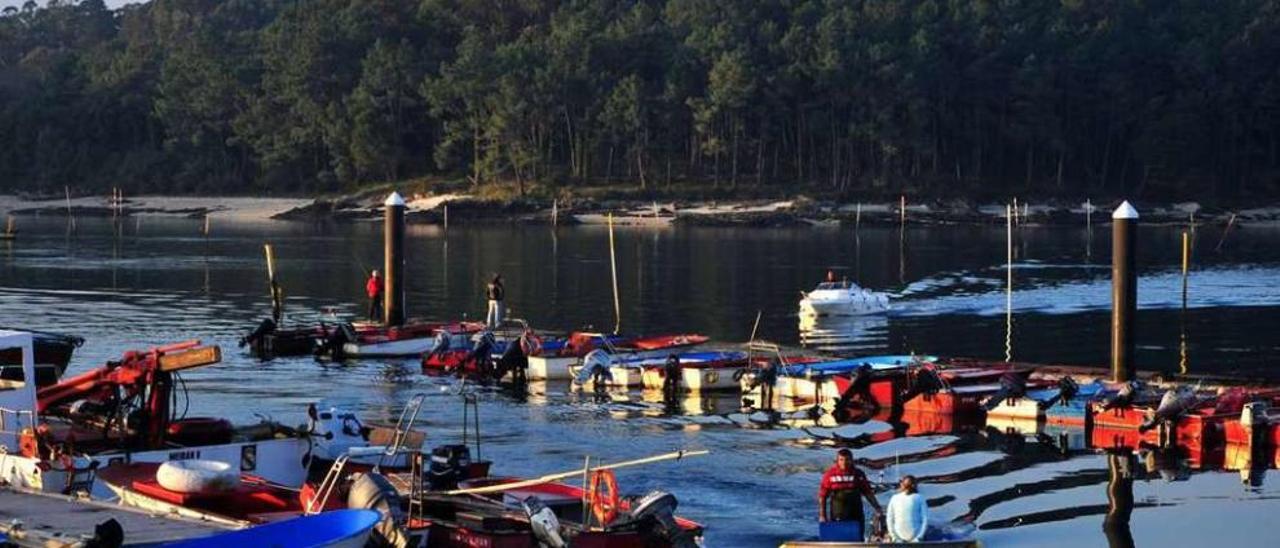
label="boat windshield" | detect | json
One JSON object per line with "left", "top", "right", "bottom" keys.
{"left": 814, "top": 281, "right": 857, "bottom": 290}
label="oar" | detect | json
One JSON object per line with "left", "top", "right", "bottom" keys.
{"left": 443, "top": 449, "right": 709, "bottom": 495}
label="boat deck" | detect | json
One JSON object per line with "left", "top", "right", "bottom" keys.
{"left": 0, "top": 487, "right": 229, "bottom": 547}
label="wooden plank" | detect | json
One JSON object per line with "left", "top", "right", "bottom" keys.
{"left": 159, "top": 346, "right": 221, "bottom": 372}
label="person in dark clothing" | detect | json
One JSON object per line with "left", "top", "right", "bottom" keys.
{"left": 818, "top": 448, "right": 883, "bottom": 540}
{"left": 756, "top": 360, "right": 778, "bottom": 411}
{"left": 834, "top": 364, "right": 878, "bottom": 420}
{"left": 366, "top": 270, "right": 383, "bottom": 322}
{"left": 663, "top": 354, "right": 682, "bottom": 398}
{"left": 485, "top": 274, "right": 505, "bottom": 328}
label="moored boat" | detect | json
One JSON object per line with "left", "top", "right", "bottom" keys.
{"left": 166, "top": 509, "right": 382, "bottom": 548}
{"left": 0, "top": 330, "right": 389, "bottom": 496}
{"left": 528, "top": 332, "right": 709, "bottom": 381}
{"left": 0, "top": 327, "right": 83, "bottom": 386}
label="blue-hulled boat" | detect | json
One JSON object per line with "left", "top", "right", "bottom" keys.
{"left": 163, "top": 509, "right": 382, "bottom": 548}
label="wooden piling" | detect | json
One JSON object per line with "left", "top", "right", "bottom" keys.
{"left": 552, "top": 199, "right": 559, "bottom": 227}
{"left": 264, "top": 244, "right": 282, "bottom": 323}
{"left": 384, "top": 192, "right": 407, "bottom": 326}
{"left": 1111, "top": 201, "right": 1139, "bottom": 382}
{"left": 899, "top": 195, "right": 906, "bottom": 225}
{"left": 855, "top": 202, "right": 861, "bottom": 229}
{"left": 608, "top": 212, "right": 621, "bottom": 334}
{"left": 443, "top": 203, "right": 449, "bottom": 231}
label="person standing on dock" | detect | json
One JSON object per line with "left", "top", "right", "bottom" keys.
{"left": 366, "top": 270, "right": 383, "bottom": 322}
{"left": 486, "top": 273, "right": 505, "bottom": 328}
{"left": 885, "top": 475, "right": 929, "bottom": 542}
{"left": 818, "top": 448, "right": 883, "bottom": 541}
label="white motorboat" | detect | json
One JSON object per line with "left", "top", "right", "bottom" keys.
{"left": 799, "top": 281, "right": 890, "bottom": 317}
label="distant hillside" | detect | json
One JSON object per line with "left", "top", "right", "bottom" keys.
{"left": 2, "top": 0, "right": 1279, "bottom": 201}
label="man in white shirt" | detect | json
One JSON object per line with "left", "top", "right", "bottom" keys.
{"left": 886, "top": 475, "right": 929, "bottom": 542}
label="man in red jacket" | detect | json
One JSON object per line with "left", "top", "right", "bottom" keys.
{"left": 818, "top": 448, "right": 883, "bottom": 540}
{"left": 366, "top": 270, "right": 383, "bottom": 322}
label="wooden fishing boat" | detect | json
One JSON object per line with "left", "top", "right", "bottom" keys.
{"left": 527, "top": 332, "right": 709, "bottom": 380}
{"left": 337, "top": 320, "right": 485, "bottom": 358}
{"left": 571, "top": 350, "right": 746, "bottom": 389}
{"left": 0, "top": 330, "right": 382, "bottom": 495}
{"left": 0, "top": 327, "right": 83, "bottom": 386}
{"left": 639, "top": 351, "right": 751, "bottom": 392}
{"left": 985, "top": 379, "right": 1113, "bottom": 425}
{"left": 757, "top": 355, "right": 937, "bottom": 402}
{"left": 97, "top": 461, "right": 329, "bottom": 526}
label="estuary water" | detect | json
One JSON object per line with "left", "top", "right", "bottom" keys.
{"left": 2, "top": 215, "right": 1279, "bottom": 547}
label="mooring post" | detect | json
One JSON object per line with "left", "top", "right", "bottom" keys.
{"left": 899, "top": 195, "right": 906, "bottom": 225}
{"left": 384, "top": 192, "right": 407, "bottom": 326}
{"left": 1111, "top": 201, "right": 1139, "bottom": 382}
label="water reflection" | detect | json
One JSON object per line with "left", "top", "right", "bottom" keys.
{"left": 1103, "top": 451, "right": 1136, "bottom": 548}
{"left": 798, "top": 314, "right": 890, "bottom": 355}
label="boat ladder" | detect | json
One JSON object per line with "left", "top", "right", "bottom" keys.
{"left": 306, "top": 453, "right": 350, "bottom": 515}
{"left": 376, "top": 393, "right": 427, "bottom": 472}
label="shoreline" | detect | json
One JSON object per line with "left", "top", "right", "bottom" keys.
{"left": 3, "top": 192, "right": 1276, "bottom": 228}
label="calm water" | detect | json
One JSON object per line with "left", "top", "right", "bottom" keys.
{"left": 3, "top": 215, "right": 1280, "bottom": 547}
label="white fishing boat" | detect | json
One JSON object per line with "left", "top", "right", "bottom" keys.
{"left": 799, "top": 281, "right": 891, "bottom": 317}
{"left": 0, "top": 330, "right": 400, "bottom": 497}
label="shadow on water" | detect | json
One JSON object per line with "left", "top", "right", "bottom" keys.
{"left": 3, "top": 217, "right": 1280, "bottom": 546}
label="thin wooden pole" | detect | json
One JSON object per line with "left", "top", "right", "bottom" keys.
{"left": 1086, "top": 198, "right": 1092, "bottom": 227}
{"left": 5, "top": 215, "right": 13, "bottom": 235}
{"left": 444, "top": 450, "right": 710, "bottom": 496}
{"left": 1006, "top": 203, "right": 1013, "bottom": 363}
{"left": 202, "top": 214, "right": 211, "bottom": 237}
{"left": 1214, "top": 213, "right": 1237, "bottom": 253}
{"left": 899, "top": 195, "right": 906, "bottom": 225}
{"left": 1181, "top": 231, "right": 1190, "bottom": 308}
{"left": 609, "top": 213, "right": 621, "bottom": 334}
{"left": 552, "top": 199, "right": 559, "bottom": 227}
{"left": 443, "top": 203, "right": 449, "bottom": 231}
{"left": 749, "top": 310, "right": 763, "bottom": 343}
{"left": 855, "top": 202, "right": 861, "bottom": 229}
{"left": 64, "top": 186, "right": 75, "bottom": 232}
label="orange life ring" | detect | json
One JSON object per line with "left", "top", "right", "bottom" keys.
{"left": 587, "top": 469, "right": 620, "bottom": 526}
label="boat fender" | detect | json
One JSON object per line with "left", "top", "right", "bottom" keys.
{"left": 348, "top": 472, "right": 409, "bottom": 548}
{"left": 156, "top": 460, "right": 239, "bottom": 494}
{"left": 587, "top": 469, "right": 620, "bottom": 526}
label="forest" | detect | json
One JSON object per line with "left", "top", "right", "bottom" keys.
{"left": 2, "top": 0, "right": 1279, "bottom": 200}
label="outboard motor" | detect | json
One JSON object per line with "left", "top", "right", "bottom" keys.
{"left": 240, "top": 318, "right": 277, "bottom": 349}
{"left": 497, "top": 336, "right": 528, "bottom": 383}
{"left": 834, "top": 364, "right": 876, "bottom": 413}
{"left": 899, "top": 365, "right": 943, "bottom": 403}
{"left": 348, "top": 472, "right": 410, "bottom": 548}
{"left": 427, "top": 444, "right": 473, "bottom": 491}
{"left": 982, "top": 371, "right": 1028, "bottom": 412}
{"left": 522, "top": 496, "right": 566, "bottom": 548}
{"left": 1038, "top": 377, "right": 1080, "bottom": 409}
{"left": 574, "top": 350, "right": 614, "bottom": 386}
{"left": 315, "top": 323, "right": 356, "bottom": 360}
{"left": 628, "top": 491, "right": 698, "bottom": 548}
{"left": 1102, "top": 380, "right": 1140, "bottom": 410}
{"left": 1140, "top": 386, "right": 1198, "bottom": 432}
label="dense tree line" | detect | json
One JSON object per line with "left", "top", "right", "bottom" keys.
{"left": 2, "top": 0, "right": 1280, "bottom": 198}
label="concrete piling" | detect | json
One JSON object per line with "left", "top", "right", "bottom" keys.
{"left": 384, "top": 192, "right": 406, "bottom": 326}
{"left": 1111, "top": 201, "right": 1138, "bottom": 382}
